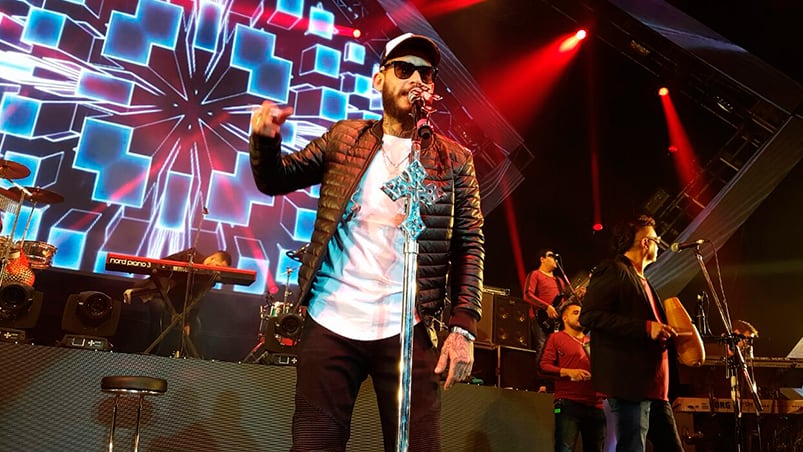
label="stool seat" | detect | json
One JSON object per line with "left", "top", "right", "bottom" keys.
{"left": 101, "top": 376, "right": 167, "bottom": 395}
{"left": 101, "top": 375, "right": 167, "bottom": 452}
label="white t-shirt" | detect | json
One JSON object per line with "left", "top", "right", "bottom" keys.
{"left": 307, "top": 134, "right": 421, "bottom": 340}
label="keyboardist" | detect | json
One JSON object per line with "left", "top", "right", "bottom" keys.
{"left": 704, "top": 319, "right": 759, "bottom": 362}
{"left": 122, "top": 248, "right": 232, "bottom": 357}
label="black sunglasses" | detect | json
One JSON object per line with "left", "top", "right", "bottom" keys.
{"left": 382, "top": 61, "right": 438, "bottom": 83}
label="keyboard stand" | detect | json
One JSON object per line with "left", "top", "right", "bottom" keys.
{"left": 143, "top": 270, "right": 219, "bottom": 358}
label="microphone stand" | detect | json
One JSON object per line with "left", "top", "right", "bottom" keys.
{"left": 553, "top": 257, "right": 579, "bottom": 332}
{"left": 696, "top": 292, "right": 713, "bottom": 336}
{"left": 691, "top": 246, "right": 760, "bottom": 452}
{"left": 382, "top": 85, "right": 442, "bottom": 452}
{"left": 178, "top": 197, "right": 207, "bottom": 358}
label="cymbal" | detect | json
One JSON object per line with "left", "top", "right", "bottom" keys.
{"left": 0, "top": 186, "right": 16, "bottom": 199}
{"left": 8, "top": 186, "right": 65, "bottom": 204}
{"left": 0, "top": 159, "right": 31, "bottom": 179}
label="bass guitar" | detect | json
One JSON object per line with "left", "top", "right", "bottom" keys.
{"left": 535, "top": 272, "right": 590, "bottom": 333}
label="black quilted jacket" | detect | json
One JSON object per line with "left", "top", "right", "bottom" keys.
{"left": 249, "top": 119, "right": 484, "bottom": 339}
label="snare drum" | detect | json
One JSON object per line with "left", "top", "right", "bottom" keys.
{"left": 21, "top": 240, "right": 57, "bottom": 269}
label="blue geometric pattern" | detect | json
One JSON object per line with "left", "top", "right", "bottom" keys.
{"left": 269, "top": 0, "right": 304, "bottom": 30}
{"left": 21, "top": 8, "right": 66, "bottom": 48}
{"left": 308, "top": 4, "right": 335, "bottom": 39}
{"left": 157, "top": 172, "right": 192, "bottom": 230}
{"left": 231, "top": 24, "right": 293, "bottom": 103}
{"left": 345, "top": 42, "right": 366, "bottom": 64}
{"left": 77, "top": 70, "right": 135, "bottom": 106}
{"left": 102, "top": 0, "right": 182, "bottom": 66}
{"left": 1, "top": 0, "right": 397, "bottom": 295}
{"left": 300, "top": 44, "right": 341, "bottom": 79}
{"left": 194, "top": 2, "right": 222, "bottom": 52}
{"left": 73, "top": 118, "right": 151, "bottom": 207}
{"left": 0, "top": 94, "right": 40, "bottom": 138}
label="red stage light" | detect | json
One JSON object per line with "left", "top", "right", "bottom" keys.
{"left": 559, "top": 29, "right": 588, "bottom": 53}
{"left": 658, "top": 87, "right": 669, "bottom": 97}
{"left": 593, "top": 223, "right": 603, "bottom": 232}
{"left": 668, "top": 145, "right": 678, "bottom": 154}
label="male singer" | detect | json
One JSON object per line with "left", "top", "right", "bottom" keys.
{"left": 249, "top": 33, "right": 484, "bottom": 451}
{"left": 580, "top": 215, "right": 683, "bottom": 451}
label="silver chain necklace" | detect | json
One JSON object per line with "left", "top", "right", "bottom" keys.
{"left": 381, "top": 146, "right": 410, "bottom": 172}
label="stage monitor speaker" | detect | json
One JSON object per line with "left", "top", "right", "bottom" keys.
{"left": 499, "top": 345, "right": 538, "bottom": 391}
{"left": 471, "top": 343, "right": 499, "bottom": 387}
{"left": 493, "top": 296, "right": 530, "bottom": 349}
{"left": 476, "top": 286, "right": 510, "bottom": 345}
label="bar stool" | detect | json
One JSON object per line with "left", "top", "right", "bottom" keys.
{"left": 101, "top": 375, "right": 167, "bottom": 452}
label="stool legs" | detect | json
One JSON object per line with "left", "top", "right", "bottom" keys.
{"left": 106, "top": 393, "right": 146, "bottom": 452}
{"left": 133, "top": 394, "right": 144, "bottom": 452}
{"left": 107, "top": 394, "right": 120, "bottom": 452}
{"left": 101, "top": 376, "right": 167, "bottom": 451}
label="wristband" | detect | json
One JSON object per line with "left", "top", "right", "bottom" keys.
{"left": 450, "top": 326, "right": 476, "bottom": 342}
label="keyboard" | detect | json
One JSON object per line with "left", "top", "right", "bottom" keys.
{"left": 105, "top": 252, "right": 257, "bottom": 286}
{"left": 673, "top": 397, "right": 803, "bottom": 414}
{"left": 703, "top": 356, "right": 803, "bottom": 369}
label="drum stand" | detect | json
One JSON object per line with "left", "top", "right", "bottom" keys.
{"left": 242, "top": 266, "right": 299, "bottom": 364}
{"left": 690, "top": 245, "right": 761, "bottom": 452}
{"left": 0, "top": 183, "right": 28, "bottom": 285}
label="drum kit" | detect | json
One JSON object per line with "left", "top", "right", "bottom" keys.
{"left": 0, "top": 158, "right": 63, "bottom": 285}
{"left": 242, "top": 243, "right": 308, "bottom": 364}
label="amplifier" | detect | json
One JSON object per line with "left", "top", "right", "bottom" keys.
{"left": 470, "top": 344, "right": 539, "bottom": 391}
{"left": 493, "top": 296, "right": 530, "bottom": 349}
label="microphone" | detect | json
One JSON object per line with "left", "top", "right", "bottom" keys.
{"left": 669, "top": 239, "right": 707, "bottom": 253}
{"left": 408, "top": 86, "right": 441, "bottom": 141}
{"left": 407, "top": 87, "right": 434, "bottom": 107}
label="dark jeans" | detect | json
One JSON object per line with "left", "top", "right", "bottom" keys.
{"left": 531, "top": 320, "right": 553, "bottom": 391}
{"left": 554, "top": 399, "right": 606, "bottom": 452}
{"left": 531, "top": 318, "right": 547, "bottom": 355}
{"left": 291, "top": 317, "right": 441, "bottom": 452}
{"left": 606, "top": 398, "right": 683, "bottom": 452}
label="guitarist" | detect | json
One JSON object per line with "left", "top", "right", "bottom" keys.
{"left": 523, "top": 249, "right": 565, "bottom": 356}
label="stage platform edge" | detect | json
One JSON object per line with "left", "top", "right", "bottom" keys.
{"left": 0, "top": 342, "right": 554, "bottom": 451}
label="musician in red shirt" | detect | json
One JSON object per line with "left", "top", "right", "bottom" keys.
{"left": 540, "top": 301, "right": 605, "bottom": 452}
{"left": 523, "top": 249, "right": 563, "bottom": 355}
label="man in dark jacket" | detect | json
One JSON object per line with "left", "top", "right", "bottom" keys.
{"left": 249, "top": 33, "right": 484, "bottom": 451}
{"left": 579, "top": 215, "right": 683, "bottom": 452}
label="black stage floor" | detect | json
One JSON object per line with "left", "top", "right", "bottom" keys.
{"left": 0, "top": 342, "right": 556, "bottom": 451}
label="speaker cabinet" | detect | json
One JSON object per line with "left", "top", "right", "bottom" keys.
{"left": 493, "top": 296, "right": 530, "bottom": 349}
{"left": 476, "top": 291, "right": 496, "bottom": 344}
{"left": 471, "top": 343, "right": 499, "bottom": 386}
{"left": 499, "top": 345, "right": 538, "bottom": 391}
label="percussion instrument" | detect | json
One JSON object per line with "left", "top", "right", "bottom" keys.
{"left": 663, "top": 296, "right": 705, "bottom": 366}
{"left": 8, "top": 186, "right": 65, "bottom": 204}
{"left": 21, "top": 241, "right": 57, "bottom": 269}
{"left": 0, "top": 159, "right": 31, "bottom": 179}
{"left": 0, "top": 243, "right": 35, "bottom": 285}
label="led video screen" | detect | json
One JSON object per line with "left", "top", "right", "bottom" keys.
{"left": 0, "top": 0, "right": 390, "bottom": 295}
